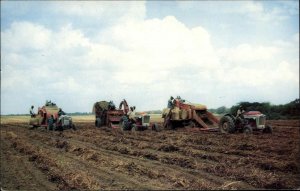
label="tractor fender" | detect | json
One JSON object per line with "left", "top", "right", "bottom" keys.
{"left": 222, "top": 113, "right": 236, "bottom": 122}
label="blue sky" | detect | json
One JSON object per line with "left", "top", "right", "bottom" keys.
{"left": 1, "top": 1, "right": 299, "bottom": 114}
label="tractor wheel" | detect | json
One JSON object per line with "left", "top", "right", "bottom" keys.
{"left": 30, "top": 125, "right": 37, "bottom": 130}
{"left": 219, "top": 116, "right": 235, "bottom": 133}
{"left": 243, "top": 125, "right": 253, "bottom": 134}
{"left": 95, "top": 118, "right": 101, "bottom": 128}
{"left": 263, "top": 125, "right": 273, "bottom": 134}
{"left": 121, "top": 121, "right": 128, "bottom": 131}
{"left": 151, "top": 123, "right": 160, "bottom": 131}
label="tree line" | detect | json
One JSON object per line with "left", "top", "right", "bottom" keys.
{"left": 209, "top": 99, "right": 300, "bottom": 119}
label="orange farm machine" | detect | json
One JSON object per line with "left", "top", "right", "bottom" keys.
{"left": 92, "top": 99, "right": 129, "bottom": 129}
{"left": 29, "top": 101, "right": 75, "bottom": 130}
{"left": 162, "top": 97, "right": 219, "bottom": 131}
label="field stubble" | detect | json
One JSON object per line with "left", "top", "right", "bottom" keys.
{"left": 1, "top": 116, "right": 299, "bottom": 190}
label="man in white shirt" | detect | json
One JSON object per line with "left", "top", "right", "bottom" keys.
{"left": 30, "top": 106, "right": 35, "bottom": 117}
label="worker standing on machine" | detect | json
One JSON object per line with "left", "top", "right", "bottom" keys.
{"left": 108, "top": 101, "right": 116, "bottom": 110}
{"left": 58, "top": 108, "right": 66, "bottom": 117}
{"left": 167, "top": 96, "right": 174, "bottom": 108}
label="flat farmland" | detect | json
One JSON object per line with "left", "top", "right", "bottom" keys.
{"left": 1, "top": 115, "right": 299, "bottom": 190}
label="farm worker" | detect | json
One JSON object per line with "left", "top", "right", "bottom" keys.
{"left": 30, "top": 106, "right": 35, "bottom": 118}
{"left": 47, "top": 115, "right": 55, "bottom": 130}
{"left": 128, "top": 106, "right": 136, "bottom": 121}
{"left": 167, "top": 96, "right": 174, "bottom": 108}
{"left": 108, "top": 101, "right": 116, "bottom": 110}
{"left": 45, "top": 100, "right": 50, "bottom": 106}
{"left": 236, "top": 106, "right": 245, "bottom": 117}
{"left": 58, "top": 108, "right": 66, "bottom": 123}
{"left": 58, "top": 108, "right": 66, "bottom": 117}
{"left": 177, "top": 96, "right": 185, "bottom": 103}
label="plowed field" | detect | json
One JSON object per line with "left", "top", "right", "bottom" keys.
{"left": 1, "top": 117, "right": 300, "bottom": 190}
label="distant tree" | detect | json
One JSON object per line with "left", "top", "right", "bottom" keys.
{"left": 229, "top": 99, "right": 300, "bottom": 119}
{"left": 216, "top": 106, "right": 229, "bottom": 114}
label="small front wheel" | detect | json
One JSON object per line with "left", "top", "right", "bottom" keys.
{"left": 151, "top": 123, "right": 160, "bottom": 131}
{"left": 131, "top": 124, "right": 137, "bottom": 132}
{"left": 243, "top": 125, "right": 253, "bottom": 134}
{"left": 263, "top": 125, "right": 273, "bottom": 134}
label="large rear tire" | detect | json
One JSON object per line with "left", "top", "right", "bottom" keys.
{"left": 219, "top": 115, "right": 235, "bottom": 133}
{"left": 121, "top": 121, "right": 130, "bottom": 131}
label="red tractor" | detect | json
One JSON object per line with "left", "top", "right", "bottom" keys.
{"left": 219, "top": 111, "right": 273, "bottom": 134}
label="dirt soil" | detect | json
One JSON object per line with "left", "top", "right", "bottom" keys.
{"left": 1, "top": 119, "right": 300, "bottom": 190}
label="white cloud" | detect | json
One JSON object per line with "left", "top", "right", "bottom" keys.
{"left": 237, "top": 1, "right": 295, "bottom": 23}
{"left": 1, "top": 21, "right": 51, "bottom": 51}
{"left": 51, "top": 1, "right": 146, "bottom": 25}
{"left": 217, "top": 44, "right": 279, "bottom": 64}
{"left": 1, "top": 3, "right": 299, "bottom": 114}
{"left": 1, "top": 17, "right": 221, "bottom": 113}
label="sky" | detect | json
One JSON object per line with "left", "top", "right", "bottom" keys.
{"left": 1, "top": 0, "right": 299, "bottom": 114}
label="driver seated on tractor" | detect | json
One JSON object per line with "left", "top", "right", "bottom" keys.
{"left": 236, "top": 106, "right": 245, "bottom": 118}
{"left": 29, "top": 105, "right": 36, "bottom": 118}
{"left": 236, "top": 106, "right": 246, "bottom": 126}
{"left": 58, "top": 108, "right": 66, "bottom": 123}
{"left": 58, "top": 108, "right": 66, "bottom": 117}
{"left": 128, "top": 106, "right": 136, "bottom": 122}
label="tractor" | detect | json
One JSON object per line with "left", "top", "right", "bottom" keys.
{"left": 162, "top": 96, "right": 219, "bottom": 131}
{"left": 29, "top": 101, "right": 75, "bottom": 130}
{"left": 120, "top": 113, "right": 160, "bottom": 132}
{"left": 219, "top": 111, "right": 273, "bottom": 134}
{"left": 93, "top": 99, "right": 159, "bottom": 131}
{"left": 93, "top": 99, "right": 129, "bottom": 128}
